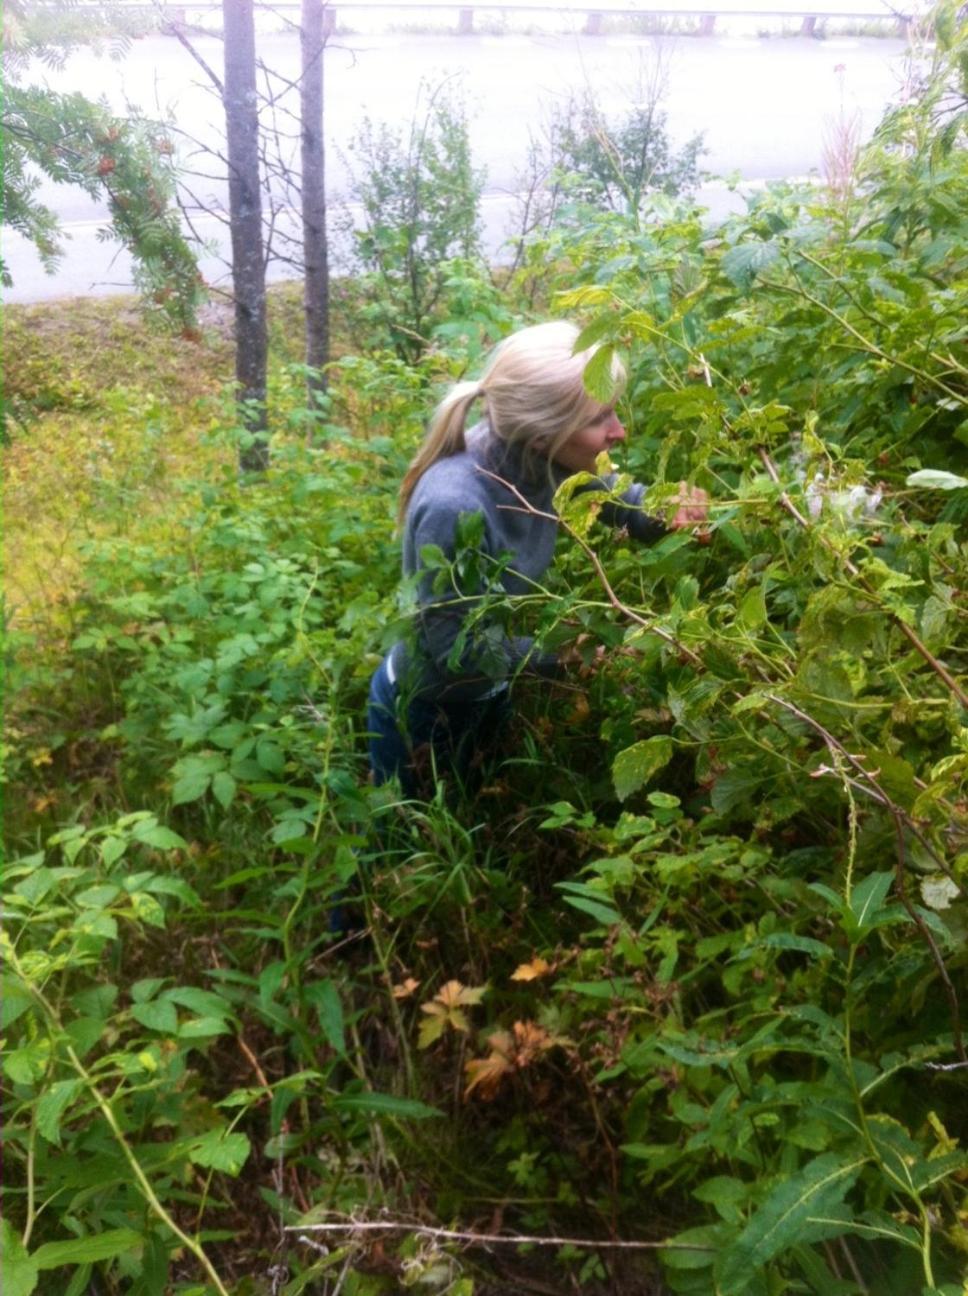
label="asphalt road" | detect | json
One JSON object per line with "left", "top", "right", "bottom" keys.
{"left": 5, "top": 29, "right": 911, "bottom": 301}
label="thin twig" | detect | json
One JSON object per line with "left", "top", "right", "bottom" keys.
{"left": 289, "top": 1220, "right": 707, "bottom": 1252}
{"left": 164, "top": 18, "right": 224, "bottom": 94}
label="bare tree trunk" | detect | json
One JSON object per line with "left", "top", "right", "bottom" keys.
{"left": 300, "top": 0, "right": 330, "bottom": 409}
{"left": 223, "top": 0, "right": 269, "bottom": 472}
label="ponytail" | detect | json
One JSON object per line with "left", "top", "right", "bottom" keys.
{"left": 398, "top": 380, "right": 482, "bottom": 525}
{"left": 397, "top": 320, "right": 626, "bottom": 528}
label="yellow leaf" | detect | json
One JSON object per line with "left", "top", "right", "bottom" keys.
{"left": 435, "top": 979, "right": 486, "bottom": 1009}
{"left": 391, "top": 977, "right": 420, "bottom": 1000}
{"left": 464, "top": 1030, "right": 515, "bottom": 1101}
{"left": 511, "top": 958, "right": 552, "bottom": 982}
{"left": 417, "top": 980, "right": 485, "bottom": 1045}
{"left": 418, "top": 1014, "right": 448, "bottom": 1049}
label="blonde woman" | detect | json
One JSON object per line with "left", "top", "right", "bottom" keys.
{"left": 369, "top": 320, "right": 708, "bottom": 796}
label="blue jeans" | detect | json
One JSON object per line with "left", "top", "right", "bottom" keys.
{"left": 367, "top": 656, "right": 510, "bottom": 797}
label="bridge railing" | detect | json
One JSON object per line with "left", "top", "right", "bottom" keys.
{"left": 123, "top": 0, "right": 921, "bottom": 39}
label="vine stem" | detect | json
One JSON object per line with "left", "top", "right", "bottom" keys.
{"left": 23, "top": 1122, "right": 36, "bottom": 1247}
{"left": 10, "top": 956, "right": 231, "bottom": 1296}
{"left": 759, "top": 449, "right": 968, "bottom": 711}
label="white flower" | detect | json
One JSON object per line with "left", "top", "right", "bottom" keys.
{"left": 805, "top": 472, "right": 825, "bottom": 519}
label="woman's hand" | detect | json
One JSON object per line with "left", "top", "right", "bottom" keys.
{"left": 669, "top": 482, "right": 710, "bottom": 532}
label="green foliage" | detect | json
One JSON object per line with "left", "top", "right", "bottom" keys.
{"left": 548, "top": 83, "right": 705, "bottom": 213}
{"left": 5, "top": 7, "right": 968, "bottom": 1293}
{"left": 341, "top": 79, "right": 489, "bottom": 361}
{"left": 2, "top": 0, "right": 201, "bottom": 328}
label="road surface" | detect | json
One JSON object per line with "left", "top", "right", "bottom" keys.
{"left": 4, "top": 29, "right": 911, "bottom": 301}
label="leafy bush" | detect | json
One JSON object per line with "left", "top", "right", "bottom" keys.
{"left": 341, "top": 79, "right": 487, "bottom": 362}
{"left": 3, "top": 8, "right": 967, "bottom": 1293}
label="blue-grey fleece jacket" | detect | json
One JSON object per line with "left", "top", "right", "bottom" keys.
{"left": 388, "top": 423, "right": 667, "bottom": 703}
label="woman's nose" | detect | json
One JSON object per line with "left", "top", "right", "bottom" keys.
{"left": 607, "top": 414, "right": 626, "bottom": 441}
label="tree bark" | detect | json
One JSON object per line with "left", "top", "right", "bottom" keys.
{"left": 300, "top": 0, "right": 330, "bottom": 410}
{"left": 223, "top": 0, "right": 269, "bottom": 471}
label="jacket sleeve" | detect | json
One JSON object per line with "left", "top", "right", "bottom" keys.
{"left": 594, "top": 475, "right": 668, "bottom": 544}
{"left": 409, "top": 499, "right": 561, "bottom": 702}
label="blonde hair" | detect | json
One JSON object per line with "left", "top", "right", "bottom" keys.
{"left": 398, "top": 321, "right": 625, "bottom": 524}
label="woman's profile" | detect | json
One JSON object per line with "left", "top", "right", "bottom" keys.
{"left": 367, "top": 319, "right": 708, "bottom": 796}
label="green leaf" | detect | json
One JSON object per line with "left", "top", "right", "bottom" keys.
{"left": 4, "top": 1041, "right": 49, "bottom": 1084}
{"left": 736, "top": 586, "right": 767, "bottom": 631}
{"left": 131, "top": 820, "right": 187, "bottom": 850}
{"left": 838, "top": 1209, "right": 921, "bottom": 1250}
{"left": 171, "top": 771, "right": 210, "bottom": 805}
{"left": 721, "top": 240, "right": 780, "bottom": 290}
{"left": 178, "top": 1016, "right": 232, "bottom": 1038}
{"left": 692, "top": 1176, "right": 749, "bottom": 1223}
{"left": 256, "top": 740, "right": 285, "bottom": 774}
{"left": 613, "top": 736, "right": 673, "bottom": 801}
{"left": 63, "top": 1264, "right": 93, "bottom": 1296}
{"left": 905, "top": 469, "right": 968, "bottom": 491}
{"left": 66, "top": 1017, "right": 107, "bottom": 1057}
{"left": 759, "top": 933, "right": 833, "bottom": 960}
{"left": 332, "top": 1091, "right": 442, "bottom": 1120}
{"left": 75, "top": 884, "right": 121, "bottom": 909}
{"left": 211, "top": 771, "right": 236, "bottom": 808}
{"left": 33, "top": 1228, "right": 141, "bottom": 1270}
{"left": 164, "top": 987, "right": 233, "bottom": 1020}
{"left": 558, "top": 893, "right": 622, "bottom": 926}
{"left": 186, "top": 1128, "right": 251, "bottom": 1175}
{"left": 100, "top": 836, "right": 127, "bottom": 868}
{"left": 309, "top": 979, "right": 345, "bottom": 1056}
{"left": 710, "top": 767, "right": 761, "bottom": 814}
{"left": 36, "top": 1079, "right": 82, "bottom": 1146}
{"left": 130, "top": 999, "right": 179, "bottom": 1034}
{"left": 131, "top": 976, "right": 167, "bottom": 1003}
{"left": 582, "top": 344, "right": 620, "bottom": 404}
{"left": 0, "top": 1217, "right": 38, "bottom": 1296}
{"left": 660, "top": 1222, "right": 726, "bottom": 1270}
{"left": 848, "top": 871, "right": 893, "bottom": 932}
{"left": 715, "top": 1154, "right": 865, "bottom": 1294}
{"left": 807, "top": 881, "right": 846, "bottom": 914}
{"left": 1, "top": 978, "right": 34, "bottom": 1029}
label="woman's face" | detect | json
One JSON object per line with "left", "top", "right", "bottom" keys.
{"left": 552, "top": 406, "right": 626, "bottom": 474}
